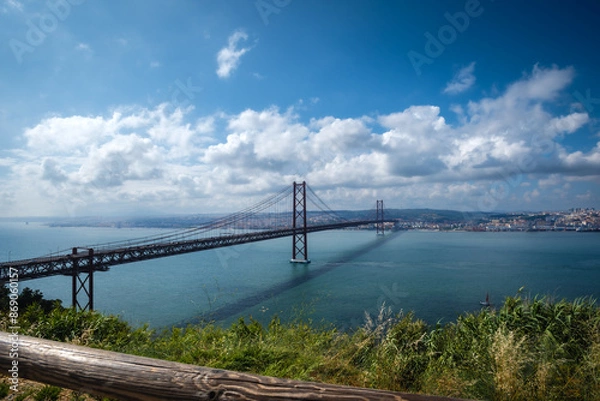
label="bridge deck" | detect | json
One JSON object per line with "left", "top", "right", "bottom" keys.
{"left": 0, "top": 221, "right": 384, "bottom": 281}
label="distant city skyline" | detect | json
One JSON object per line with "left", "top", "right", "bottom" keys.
{"left": 1, "top": 0, "right": 599, "bottom": 217}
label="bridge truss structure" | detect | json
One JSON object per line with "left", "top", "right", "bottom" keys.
{"left": 0, "top": 182, "right": 388, "bottom": 311}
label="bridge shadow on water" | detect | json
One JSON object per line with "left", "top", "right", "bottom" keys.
{"left": 179, "top": 230, "right": 405, "bottom": 327}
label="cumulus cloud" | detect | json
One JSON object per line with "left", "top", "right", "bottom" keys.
{"left": 507, "top": 64, "right": 574, "bottom": 101}
{"left": 24, "top": 114, "right": 111, "bottom": 152}
{"left": 1, "top": 64, "right": 599, "bottom": 216}
{"left": 546, "top": 113, "right": 589, "bottom": 135}
{"left": 76, "top": 135, "right": 164, "bottom": 187}
{"left": 0, "top": 157, "right": 15, "bottom": 167}
{"left": 378, "top": 106, "right": 451, "bottom": 177}
{"left": 216, "top": 29, "right": 252, "bottom": 79}
{"left": 559, "top": 142, "right": 600, "bottom": 175}
{"left": 204, "top": 107, "right": 310, "bottom": 169}
{"left": 443, "top": 62, "right": 476, "bottom": 94}
{"left": 4, "top": 104, "right": 216, "bottom": 216}
{"left": 41, "top": 158, "right": 68, "bottom": 184}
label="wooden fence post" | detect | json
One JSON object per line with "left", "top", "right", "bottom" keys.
{"left": 0, "top": 332, "right": 467, "bottom": 401}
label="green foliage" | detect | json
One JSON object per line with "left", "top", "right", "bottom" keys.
{"left": 69, "top": 392, "right": 87, "bottom": 401}
{"left": 19, "top": 303, "right": 150, "bottom": 351}
{"left": 33, "top": 385, "right": 62, "bottom": 401}
{"left": 14, "top": 387, "right": 35, "bottom": 401}
{"left": 421, "top": 296, "right": 600, "bottom": 400}
{"left": 6, "top": 290, "right": 600, "bottom": 401}
{"left": 346, "top": 307, "right": 430, "bottom": 392}
{"left": 128, "top": 316, "right": 340, "bottom": 383}
{"left": 0, "top": 382, "right": 9, "bottom": 398}
{"left": 0, "top": 285, "right": 61, "bottom": 314}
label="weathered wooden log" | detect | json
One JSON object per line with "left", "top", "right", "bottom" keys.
{"left": 0, "top": 332, "right": 466, "bottom": 401}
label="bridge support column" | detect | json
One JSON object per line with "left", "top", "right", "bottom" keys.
{"left": 376, "top": 200, "right": 384, "bottom": 235}
{"left": 291, "top": 181, "right": 310, "bottom": 264}
{"left": 71, "top": 248, "right": 94, "bottom": 311}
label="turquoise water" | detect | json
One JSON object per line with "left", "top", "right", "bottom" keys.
{"left": 1, "top": 222, "right": 599, "bottom": 329}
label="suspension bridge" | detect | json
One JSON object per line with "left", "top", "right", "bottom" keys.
{"left": 0, "top": 182, "right": 389, "bottom": 311}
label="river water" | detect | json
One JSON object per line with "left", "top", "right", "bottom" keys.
{"left": 2, "top": 221, "right": 599, "bottom": 330}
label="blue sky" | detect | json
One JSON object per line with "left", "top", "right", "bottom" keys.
{"left": 1, "top": 0, "right": 599, "bottom": 217}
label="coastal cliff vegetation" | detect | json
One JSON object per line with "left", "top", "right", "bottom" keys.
{"left": 1, "top": 288, "right": 599, "bottom": 401}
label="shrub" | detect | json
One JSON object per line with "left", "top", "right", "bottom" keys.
{"left": 5, "top": 290, "right": 599, "bottom": 401}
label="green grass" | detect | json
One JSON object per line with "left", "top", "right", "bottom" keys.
{"left": 2, "top": 287, "right": 599, "bottom": 401}
{"left": 33, "top": 385, "right": 61, "bottom": 401}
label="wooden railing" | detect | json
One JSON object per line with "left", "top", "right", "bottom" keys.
{"left": 0, "top": 332, "right": 467, "bottom": 401}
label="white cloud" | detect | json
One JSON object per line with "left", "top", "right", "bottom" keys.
{"left": 523, "top": 189, "right": 540, "bottom": 203}
{"left": 559, "top": 142, "right": 600, "bottom": 175}
{"left": 538, "top": 174, "right": 562, "bottom": 189}
{"left": 507, "top": 64, "right": 574, "bottom": 101}
{"left": 41, "top": 158, "right": 68, "bottom": 184}
{"left": 1, "top": 65, "right": 599, "bottom": 217}
{"left": 24, "top": 114, "right": 113, "bottom": 153}
{"left": 204, "top": 107, "right": 310, "bottom": 168}
{"left": 546, "top": 113, "right": 589, "bottom": 135}
{"left": 76, "top": 134, "right": 164, "bottom": 187}
{"left": 216, "top": 29, "right": 252, "bottom": 79}
{"left": 0, "top": 157, "right": 15, "bottom": 167}
{"left": 378, "top": 106, "right": 451, "bottom": 177}
{"left": 443, "top": 62, "right": 476, "bottom": 95}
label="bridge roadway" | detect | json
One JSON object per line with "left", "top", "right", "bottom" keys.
{"left": 0, "top": 220, "right": 382, "bottom": 282}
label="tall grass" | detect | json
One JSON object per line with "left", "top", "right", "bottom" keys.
{"left": 1, "top": 290, "right": 599, "bottom": 401}
{"left": 421, "top": 296, "right": 600, "bottom": 400}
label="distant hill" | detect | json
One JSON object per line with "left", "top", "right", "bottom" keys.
{"left": 44, "top": 208, "right": 494, "bottom": 228}
{"left": 332, "top": 208, "right": 492, "bottom": 223}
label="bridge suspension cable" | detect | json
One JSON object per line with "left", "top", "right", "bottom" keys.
{"left": 43, "top": 185, "right": 295, "bottom": 255}
{"left": 34, "top": 183, "right": 384, "bottom": 263}
{"left": 1, "top": 181, "right": 387, "bottom": 312}
{"left": 305, "top": 184, "right": 348, "bottom": 223}
{"left": 42, "top": 183, "right": 369, "bottom": 258}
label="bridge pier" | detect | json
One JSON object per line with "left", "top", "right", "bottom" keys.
{"left": 376, "top": 200, "right": 385, "bottom": 235}
{"left": 71, "top": 247, "right": 94, "bottom": 311}
{"left": 291, "top": 181, "right": 310, "bottom": 264}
